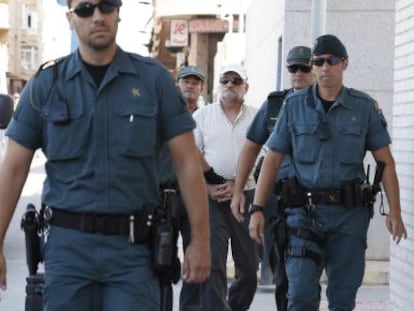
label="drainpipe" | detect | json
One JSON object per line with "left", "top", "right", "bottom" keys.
{"left": 311, "top": 0, "right": 327, "bottom": 41}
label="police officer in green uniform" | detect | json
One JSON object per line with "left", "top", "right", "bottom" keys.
{"left": 249, "top": 34, "right": 407, "bottom": 311}
{"left": 0, "top": 1, "right": 210, "bottom": 310}
{"left": 231, "top": 46, "right": 314, "bottom": 311}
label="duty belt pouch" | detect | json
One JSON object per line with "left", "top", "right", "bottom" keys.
{"left": 353, "top": 179, "right": 363, "bottom": 206}
{"left": 343, "top": 181, "right": 354, "bottom": 209}
{"left": 282, "top": 177, "right": 306, "bottom": 206}
{"left": 165, "top": 190, "right": 179, "bottom": 223}
{"left": 343, "top": 179, "right": 363, "bottom": 209}
{"left": 152, "top": 218, "right": 174, "bottom": 272}
{"left": 133, "top": 205, "right": 155, "bottom": 243}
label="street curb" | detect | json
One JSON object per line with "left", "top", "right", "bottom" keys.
{"left": 226, "top": 260, "right": 389, "bottom": 286}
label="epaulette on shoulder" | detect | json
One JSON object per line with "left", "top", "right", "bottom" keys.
{"left": 34, "top": 57, "right": 66, "bottom": 77}
{"left": 347, "top": 88, "right": 373, "bottom": 102}
{"left": 126, "top": 52, "right": 142, "bottom": 61}
{"left": 267, "top": 89, "right": 289, "bottom": 100}
{"left": 126, "top": 51, "right": 156, "bottom": 64}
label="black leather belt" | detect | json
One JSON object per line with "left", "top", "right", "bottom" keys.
{"left": 284, "top": 189, "right": 344, "bottom": 206}
{"left": 308, "top": 190, "right": 343, "bottom": 205}
{"left": 46, "top": 206, "right": 154, "bottom": 243}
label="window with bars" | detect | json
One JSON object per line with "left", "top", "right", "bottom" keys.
{"left": 21, "top": 46, "right": 38, "bottom": 70}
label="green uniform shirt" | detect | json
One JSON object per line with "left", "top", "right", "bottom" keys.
{"left": 7, "top": 48, "right": 194, "bottom": 213}
{"left": 267, "top": 84, "right": 391, "bottom": 190}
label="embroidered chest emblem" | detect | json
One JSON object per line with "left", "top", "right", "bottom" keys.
{"left": 131, "top": 88, "right": 141, "bottom": 98}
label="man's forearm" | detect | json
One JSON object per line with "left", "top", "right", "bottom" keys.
{"left": 0, "top": 141, "right": 33, "bottom": 246}
{"left": 381, "top": 161, "right": 401, "bottom": 215}
{"left": 177, "top": 165, "right": 209, "bottom": 240}
{"left": 254, "top": 151, "right": 283, "bottom": 207}
{"left": 234, "top": 140, "right": 262, "bottom": 192}
{"left": 169, "top": 133, "right": 209, "bottom": 240}
{"left": 0, "top": 171, "right": 29, "bottom": 242}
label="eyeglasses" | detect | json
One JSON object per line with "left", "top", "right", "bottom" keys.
{"left": 69, "top": 1, "right": 117, "bottom": 18}
{"left": 219, "top": 77, "right": 245, "bottom": 85}
{"left": 287, "top": 65, "right": 312, "bottom": 74}
{"left": 312, "top": 56, "right": 344, "bottom": 67}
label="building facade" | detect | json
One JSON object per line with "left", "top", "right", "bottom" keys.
{"left": 0, "top": 0, "right": 10, "bottom": 94}
{"left": 2, "top": 0, "right": 43, "bottom": 96}
{"left": 151, "top": 0, "right": 249, "bottom": 103}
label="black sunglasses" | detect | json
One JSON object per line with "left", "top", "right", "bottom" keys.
{"left": 69, "top": 1, "right": 117, "bottom": 18}
{"left": 287, "top": 65, "right": 312, "bottom": 74}
{"left": 312, "top": 56, "right": 344, "bottom": 67}
{"left": 219, "top": 77, "right": 245, "bottom": 85}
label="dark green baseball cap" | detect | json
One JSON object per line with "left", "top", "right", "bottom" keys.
{"left": 312, "top": 34, "right": 348, "bottom": 57}
{"left": 177, "top": 66, "right": 205, "bottom": 81}
{"left": 286, "top": 46, "right": 312, "bottom": 67}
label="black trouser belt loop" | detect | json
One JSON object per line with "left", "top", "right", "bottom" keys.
{"left": 47, "top": 207, "right": 154, "bottom": 242}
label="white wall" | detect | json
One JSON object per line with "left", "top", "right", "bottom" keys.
{"left": 390, "top": 1, "right": 414, "bottom": 309}
{"left": 244, "top": 0, "right": 285, "bottom": 107}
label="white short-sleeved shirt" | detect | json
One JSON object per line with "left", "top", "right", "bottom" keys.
{"left": 193, "top": 102, "right": 258, "bottom": 190}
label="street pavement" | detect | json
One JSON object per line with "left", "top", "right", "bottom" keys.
{"left": 1, "top": 154, "right": 390, "bottom": 310}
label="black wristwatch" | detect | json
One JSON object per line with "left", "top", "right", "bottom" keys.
{"left": 248, "top": 204, "right": 264, "bottom": 215}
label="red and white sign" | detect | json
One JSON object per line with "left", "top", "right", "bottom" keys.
{"left": 170, "top": 19, "right": 188, "bottom": 47}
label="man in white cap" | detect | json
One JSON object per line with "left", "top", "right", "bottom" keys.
{"left": 192, "top": 63, "right": 260, "bottom": 311}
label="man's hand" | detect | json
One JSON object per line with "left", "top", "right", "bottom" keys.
{"left": 249, "top": 211, "right": 265, "bottom": 244}
{"left": 386, "top": 213, "right": 407, "bottom": 244}
{"left": 230, "top": 190, "right": 245, "bottom": 223}
{"left": 215, "top": 180, "right": 234, "bottom": 202}
{"left": 0, "top": 250, "right": 7, "bottom": 301}
{"left": 206, "top": 181, "right": 233, "bottom": 202}
{"left": 182, "top": 238, "right": 211, "bottom": 283}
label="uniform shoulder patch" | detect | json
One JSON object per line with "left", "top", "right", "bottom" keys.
{"left": 373, "top": 101, "right": 388, "bottom": 127}
{"left": 374, "top": 101, "right": 382, "bottom": 113}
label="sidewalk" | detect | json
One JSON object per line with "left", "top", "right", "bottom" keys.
{"left": 233, "top": 259, "right": 390, "bottom": 311}
{"left": 227, "top": 260, "right": 389, "bottom": 286}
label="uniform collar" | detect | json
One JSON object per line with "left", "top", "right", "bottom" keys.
{"left": 307, "top": 84, "right": 350, "bottom": 110}
{"left": 63, "top": 47, "right": 138, "bottom": 82}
